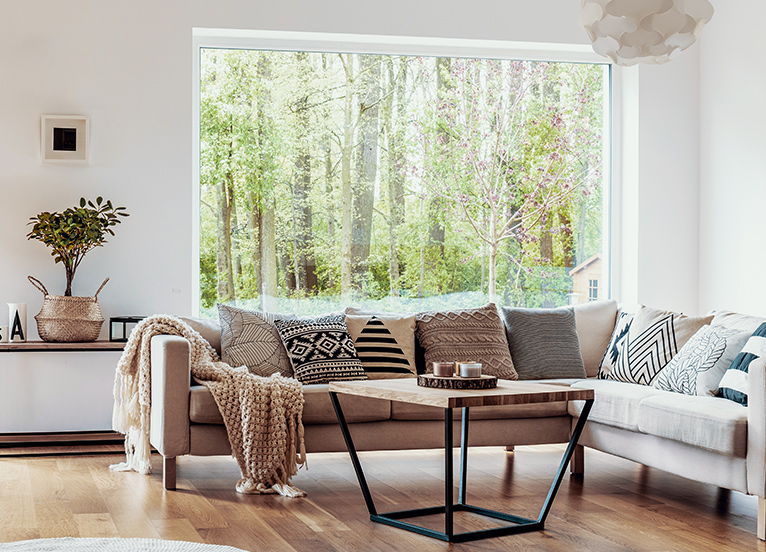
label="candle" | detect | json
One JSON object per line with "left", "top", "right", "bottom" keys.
{"left": 432, "top": 362, "right": 454, "bottom": 377}
{"left": 459, "top": 363, "right": 482, "bottom": 378}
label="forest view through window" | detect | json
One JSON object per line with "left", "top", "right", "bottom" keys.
{"left": 199, "top": 46, "right": 609, "bottom": 315}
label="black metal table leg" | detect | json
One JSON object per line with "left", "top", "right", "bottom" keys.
{"left": 333, "top": 392, "right": 595, "bottom": 543}
{"left": 459, "top": 406, "right": 469, "bottom": 506}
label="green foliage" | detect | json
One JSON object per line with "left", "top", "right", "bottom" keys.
{"left": 199, "top": 49, "right": 607, "bottom": 312}
{"left": 27, "top": 197, "right": 129, "bottom": 296}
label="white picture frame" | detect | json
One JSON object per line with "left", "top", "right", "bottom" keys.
{"left": 41, "top": 114, "right": 89, "bottom": 163}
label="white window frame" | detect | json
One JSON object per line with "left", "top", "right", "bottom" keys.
{"left": 191, "top": 28, "right": 616, "bottom": 315}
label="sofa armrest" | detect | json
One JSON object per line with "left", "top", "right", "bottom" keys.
{"left": 149, "top": 334, "right": 191, "bottom": 459}
{"left": 747, "top": 356, "right": 766, "bottom": 497}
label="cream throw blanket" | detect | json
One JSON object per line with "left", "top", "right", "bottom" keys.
{"left": 110, "top": 314, "right": 307, "bottom": 497}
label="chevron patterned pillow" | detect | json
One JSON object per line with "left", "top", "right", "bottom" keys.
{"left": 606, "top": 305, "right": 713, "bottom": 386}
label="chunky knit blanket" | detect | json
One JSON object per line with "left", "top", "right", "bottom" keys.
{"left": 110, "top": 314, "right": 307, "bottom": 497}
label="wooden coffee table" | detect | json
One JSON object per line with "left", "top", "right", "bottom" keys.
{"left": 329, "top": 378, "right": 594, "bottom": 543}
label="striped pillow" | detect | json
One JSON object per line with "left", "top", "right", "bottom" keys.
{"left": 718, "top": 323, "right": 766, "bottom": 405}
{"left": 345, "top": 313, "right": 417, "bottom": 379}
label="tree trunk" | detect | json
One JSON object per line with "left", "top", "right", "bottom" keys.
{"left": 340, "top": 54, "right": 354, "bottom": 297}
{"left": 292, "top": 51, "right": 318, "bottom": 295}
{"left": 385, "top": 58, "right": 407, "bottom": 296}
{"left": 216, "top": 129, "right": 235, "bottom": 302}
{"left": 350, "top": 54, "right": 381, "bottom": 291}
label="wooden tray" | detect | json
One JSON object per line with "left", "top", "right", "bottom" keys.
{"left": 417, "top": 374, "right": 498, "bottom": 390}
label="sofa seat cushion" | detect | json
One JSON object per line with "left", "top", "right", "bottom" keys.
{"left": 189, "top": 383, "right": 391, "bottom": 425}
{"left": 637, "top": 394, "right": 747, "bottom": 457}
{"left": 568, "top": 379, "right": 666, "bottom": 431}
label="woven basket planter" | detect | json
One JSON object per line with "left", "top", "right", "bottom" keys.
{"left": 28, "top": 276, "right": 109, "bottom": 342}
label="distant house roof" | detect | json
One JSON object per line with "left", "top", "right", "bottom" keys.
{"left": 569, "top": 253, "right": 602, "bottom": 276}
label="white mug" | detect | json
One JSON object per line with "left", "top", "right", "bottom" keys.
{"left": 0, "top": 325, "right": 8, "bottom": 343}
{"left": 8, "top": 303, "right": 27, "bottom": 342}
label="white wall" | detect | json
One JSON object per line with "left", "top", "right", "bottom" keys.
{"left": 0, "top": 0, "right": 705, "bottom": 343}
{"left": 699, "top": 1, "right": 766, "bottom": 317}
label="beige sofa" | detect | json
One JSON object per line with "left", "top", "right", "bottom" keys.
{"left": 147, "top": 304, "right": 766, "bottom": 540}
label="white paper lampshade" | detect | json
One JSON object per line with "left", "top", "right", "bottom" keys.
{"left": 580, "top": 0, "right": 714, "bottom": 66}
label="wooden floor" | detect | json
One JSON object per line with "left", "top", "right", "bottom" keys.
{"left": 1, "top": 445, "right": 764, "bottom": 551}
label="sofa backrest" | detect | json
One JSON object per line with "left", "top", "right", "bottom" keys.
{"left": 572, "top": 299, "right": 618, "bottom": 378}
{"left": 710, "top": 310, "right": 766, "bottom": 334}
{"left": 181, "top": 316, "right": 222, "bottom": 355}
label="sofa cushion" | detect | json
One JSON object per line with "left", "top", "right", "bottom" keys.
{"left": 190, "top": 383, "right": 391, "bottom": 425}
{"left": 568, "top": 379, "right": 666, "bottom": 431}
{"left": 653, "top": 324, "right": 750, "bottom": 396}
{"left": 605, "top": 305, "right": 713, "bottom": 386}
{"left": 274, "top": 314, "right": 367, "bottom": 385}
{"left": 718, "top": 323, "right": 766, "bottom": 406}
{"left": 415, "top": 303, "right": 517, "bottom": 380}
{"left": 344, "top": 310, "right": 418, "bottom": 379}
{"left": 637, "top": 394, "right": 748, "bottom": 457}
{"left": 710, "top": 310, "right": 766, "bottom": 333}
{"left": 500, "top": 306, "right": 586, "bottom": 380}
{"left": 572, "top": 299, "right": 618, "bottom": 377}
{"left": 218, "top": 304, "right": 295, "bottom": 378}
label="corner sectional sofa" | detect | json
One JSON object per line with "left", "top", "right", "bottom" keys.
{"left": 147, "top": 301, "right": 766, "bottom": 540}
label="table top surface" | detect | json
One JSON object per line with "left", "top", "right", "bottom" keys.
{"left": 329, "top": 377, "right": 594, "bottom": 408}
{"left": 0, "top": 340, "right": 126, "bottom": 352}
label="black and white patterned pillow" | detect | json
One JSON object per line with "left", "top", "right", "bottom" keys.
{"left": 597, "top": 311, "right": 633, "bottom": 379}
{"left": 345, "top": 312, "right": 417, "bottom": 379}
{"left": 218, "top": 304, "right": 296, "bottom": 377}
{"left": 719, "top": 323, "right": 766, "bottom": 406}
{"left": 274, "top": 314, "right": 367, "bottom": 385}
{"left": 654, "top": 324, "right": 750, "bottom": 396}
{"left": 605, "top": 306, "right": 712, "bottom": 386}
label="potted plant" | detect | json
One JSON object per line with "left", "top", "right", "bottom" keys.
{"left": 27, "top": 197, "right": 129, "bottom": 296}
{"left": 26, "top": 197, "right": 128, "bottom": 342}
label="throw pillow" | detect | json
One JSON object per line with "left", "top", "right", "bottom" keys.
{"left": 500, "top": 306, "right": 586, "bottom": 380}
{"left": 218, "top": 304, "right": 295, "bottom": 377}
{"left": 344, "top": 310, "right": 417, "bottom": 379}
{"left": 572, "top": 299, "right": 619, "bottom": 377}
{"left": 597, "top": 311, "right": 634, "bottom": 379}
{"left": 718, "top": 323, "right": 766, "bottom": 406}
{"left": 653, "top": 324, "right": 751, "bottom": 396}
{"left": 415, "top": 303, "right": 517, "bottom": 380}
{"left": 606, "top": 305, "right": 713, "bottom": 386}
{"left": 274, "top": 314, "right": 367, "bottom": 385}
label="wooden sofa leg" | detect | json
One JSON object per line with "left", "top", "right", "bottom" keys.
{"left": 758, "top": 496, "right": 766, "bottom": 540}
{"left": 163, "top": 456, "right": 177, "bottom": 490}
{"left": 570, "top": 444, "right": 584, "bottom": 475}
{"left": 505, "top": 445, "right": 515, "bottom": 452}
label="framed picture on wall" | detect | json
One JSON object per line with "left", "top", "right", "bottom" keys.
{"left": 41, "top": 115, "right": 89, "bottom": 163}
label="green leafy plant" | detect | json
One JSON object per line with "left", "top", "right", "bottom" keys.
{"left": 27, "top": 197, "right": 129, "bottom": 296}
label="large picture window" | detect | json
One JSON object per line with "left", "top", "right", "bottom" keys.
{"left": 197, "top": 39, "right": 610, "bottom": 315}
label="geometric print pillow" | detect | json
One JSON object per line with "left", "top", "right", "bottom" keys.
{"left": 653, "top": 324, "right": 750, "bottom": 396}
{"left": 274, "top": 314, "right": 367, "bottom": 385}
{"left": 718, "top": 322, "right": 766, "bottom": 406}
{"left": 344, "top": 313, "right": 417, "bottom": 379}
{"left": 218, "top": 304, "right": 296, "bottom": 378}
{"left": 597, "top": 311, "right": 634, "bottom": 379}
{"left": 605, "top": 305, "right": 713, "bottom": 386}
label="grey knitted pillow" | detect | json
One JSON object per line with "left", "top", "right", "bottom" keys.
{"left": 500, "top": 306, "right": 586, "bottom": 380}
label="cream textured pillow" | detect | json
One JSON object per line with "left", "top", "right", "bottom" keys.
{"left": 606, "top": 305, "right": 713, "bottom": 386}
{"left": 344, "top": 310, "right": 417, "bottom": 379}
{"left": 217, "top": 304, "right": 295, "bottom": 378}
{"left": 572, "top": 299, "right": 619, "bottom": 377}
{"left": 415, "top": 303, "right": 517, "bottom": 380}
